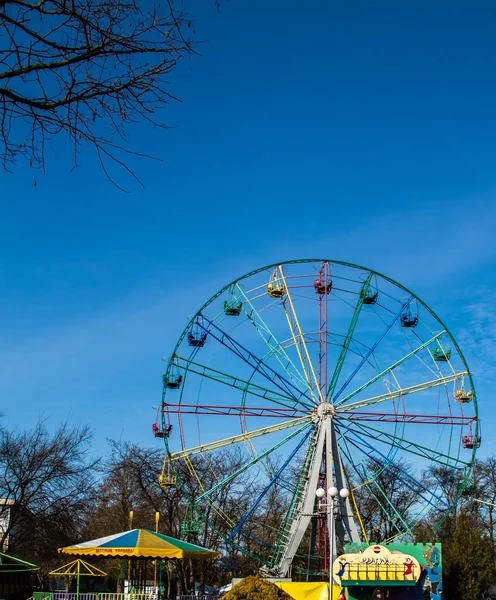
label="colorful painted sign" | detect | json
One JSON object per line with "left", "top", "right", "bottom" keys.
{"left": 333, "top": 545, "right": 421, "bottom": 587}
{"left": 344, "top": 542, "right": 443, "bottom": 600}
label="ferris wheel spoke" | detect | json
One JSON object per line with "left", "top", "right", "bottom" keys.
{"left": 170, "top": 416, "right": 313, "bottom": 461}
{"left": 277, "top": 266, "right": 321, "bottom": 403}
{"left": 342, "top": 430, "right": 448, "bottom": 511}
{"left": 332, "top": 296, "right": 414, "bottom": 403}
{"left": 339, "top": 371, "right": 467, "bottom": 412}
{"left": 164, "top": 402, "right": 306, "bottom": 419}
{"left": 235, "top": 283, "right": 310, "bottom": 392}
{"left": 173, "top": 355, "right": 306, "bottom": 409}
{"left": 199, "top": 315, "right": 314, "bottom": 407}
{"left": 342, "top": 419, "right": 465, "bottom": 472}
{"left": 271, "top": 427, "right": 320, "bottom": 568}
{"left": 339, "top": 410, "right": 474, "bottom": 426}
{"left": 336, "top": 433, "right": 417, "bottom": 536}
{"left": 200, "top": 514, "right": 273, "bottom": 564}
{"left": 334, "top": 331, "right": 447, "bottom": 408}
{"left": 336, "top": 422, "right": 451, "bottom": 510}
{"left": 327, "top": 274, "right": 373, "bottom": 399}
{"left": 194, "top": 421, "right": 313, "bottom": 503}
{"left": 228, "top": 428, "right": 313, "bottom": 542}
{"left": 339, "top": 419, "right": 470, "bottom": 470}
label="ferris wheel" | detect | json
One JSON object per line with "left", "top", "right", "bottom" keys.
{"left": 154, "top": 260, "right": 479, "bottom": 578}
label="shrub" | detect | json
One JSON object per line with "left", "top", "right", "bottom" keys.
{"left": 223, "top": 576, "right": 294, "bottom": 600}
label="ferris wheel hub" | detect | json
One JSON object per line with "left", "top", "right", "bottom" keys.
{"left": 317, "top": 402, "right": 335, "bottom": 418}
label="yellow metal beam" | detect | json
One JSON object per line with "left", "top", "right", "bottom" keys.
{"left": 474, "top": 498, "right": 496, "bottom": 507}
{"left": 278, "top": 266, "right": 321, "bottom": 403}
{"left": 340, "top": 371, "right": 467, "bottom": 411}
{"left": 49, "top": 559, "right": 107, "bottom": 577}
{"left": 182, "top": 455, "right": 237, "bottom": 528}
{"left": 169, "top": 415, "right": 313, "bottom": 461}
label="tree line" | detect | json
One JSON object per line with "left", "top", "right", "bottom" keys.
{"left": 0, "top": 419, "right": 494, "bottom": 600}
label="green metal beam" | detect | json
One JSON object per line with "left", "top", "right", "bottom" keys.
{"left": 335, "top": 331, "right": 447, "bottom": 408}
{"left": 194, "top": 421, "right": 312, "bottom": 503}
{"left": 271, "top": 426, "right": 319, "bottom": 567}
{"left": 343, "top": 420, "right": 470, "bottom": 469}
{"left": 236, "top": 283, "right": 309, "bottom": 392}
{"left": 335, "top": 433, "right": 414, "bottom": 539}
{"left": 327, "top": 274, "right": 372, "bottom": 400}
{"left": 174, "top": 355, "right": 305, "bottom": 409}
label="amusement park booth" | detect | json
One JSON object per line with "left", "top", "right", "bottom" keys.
{"left": 333, "top": 544, "right": 442, "bottom": 600}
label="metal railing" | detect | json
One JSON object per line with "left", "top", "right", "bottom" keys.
{"left": 52, "top": 595, "right": 156, "bottom": 600}
{"left": 175, "top": 597, "right": 218, "bottom": 600}
{"left": 342, "top": 563, "right": 418, "bottom": 582}
{"left": 44, "top": 593, "right": 218, "bottom": 600}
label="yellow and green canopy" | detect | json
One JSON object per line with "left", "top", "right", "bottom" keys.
{"left": 59, "top": 529, "right": 218, "bottom": 560}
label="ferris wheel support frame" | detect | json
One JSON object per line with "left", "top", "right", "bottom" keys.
{"left": 264, "top": 404, "right": 360, "bottom": 578}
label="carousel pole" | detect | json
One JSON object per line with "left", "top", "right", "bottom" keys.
{"left": 154, "top": 512, "right": 160, "bottom": 597}
{"left": 76, "top": 560, "right": 80, "bottom": 600}
{"left": 127, "top": 511, "right": 133, "bottom": 592}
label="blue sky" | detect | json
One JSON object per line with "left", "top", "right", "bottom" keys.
{"left": 1, "top": 0, "right": 496, "bottom": 462}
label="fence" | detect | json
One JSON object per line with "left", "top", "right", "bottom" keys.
{"left": 34, "top": 593, "right": 218, "bottom": 600}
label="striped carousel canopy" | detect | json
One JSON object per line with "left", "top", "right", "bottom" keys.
{"left": 59, "top": 529, "right": 218, "bottom": 560}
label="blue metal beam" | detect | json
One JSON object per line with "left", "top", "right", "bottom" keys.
{"left": 228, "top": 427, "right": 313, "bottom": 541}
{"left": 199, "top": 315, "right": 314, "bottom": 409}
{"left": 333, "top": 296, "right": 413, "bottom": 402}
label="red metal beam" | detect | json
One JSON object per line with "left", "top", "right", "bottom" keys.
{"left": 339, "top": 411, "right": 476, "bottom": 425}
{"left": 163, "top": 403, "right": 306, "bottom": 418}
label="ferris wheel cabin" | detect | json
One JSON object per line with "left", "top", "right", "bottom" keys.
{"left": 458, "top": 483, "right": 477, "bottom": 497}
{"left": 187, "top": 319, "right": 208, "bottom": 347}
{"left": 163, "top": 371, "right": 182, "bottom": 389}
{"left": 400, "top": 308, "right": 419, "bottom": 328}
{"left": 181, "top": 505, "right": 200, "bottom": 535}
{"left": 224, "top": 287, "right": 243, "bottom": 316}
{"left": 159, "top": 459, "right": 177, "bottom": 489}
{"left": 223, "top": 300, "right": 242, "bottom": 316}
{"left": 454, "top": 388, "right": 473, "bottom": 403}
{"left": 360, "top": 288, "right": 379, "bottom": 304}
{"left": 462, "top": 435, "right": 481, "bottom": 449}
{"left": 152, "top": 423, "right": 172, "bottom": 438}
{"left": 267, "top": 268, "right": 286, "bottom": 298}
{"left": 433, "top": 346, "right": 451, "bottom": 361}
{"left": 314, "top": 276, "right": 332, "bottom": 295}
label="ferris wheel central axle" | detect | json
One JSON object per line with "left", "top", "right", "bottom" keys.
{"left": 317, "top": 402, "right": 336, "bottom": 418}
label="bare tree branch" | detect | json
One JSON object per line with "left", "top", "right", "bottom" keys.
{"left": 0, "top": 0, "right": 196, "bottom": 187}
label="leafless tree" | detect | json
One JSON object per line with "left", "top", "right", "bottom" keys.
{"left": 351, "top": 457, "right": 420, "bottom": 542}
{"left": 0, "top": 419, "right": 99, "bottom": 574}
{"left": 90, "top": 440, "right": 277, "bottom": 593}
{"left": 0, "top": 0, "right": 194, "bottom": 187}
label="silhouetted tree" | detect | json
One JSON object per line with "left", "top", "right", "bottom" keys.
{"left": 352, "top": 457, "right": 420, "bottom": 542}
{"left": 0, "top": 419, "right": 98, "bottom": 576}
{"left": 89, "top": 440, "right": 272, "bottom": 594}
